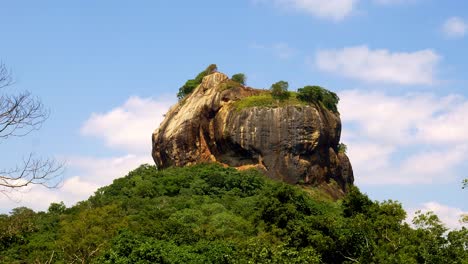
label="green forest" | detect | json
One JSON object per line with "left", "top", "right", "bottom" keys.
{"left": 1, "top": 164, "right": 467, "bottom": 263}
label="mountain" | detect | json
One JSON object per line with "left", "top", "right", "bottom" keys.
{"left": 152, "top": 71, "right": 353, "bottom": 198}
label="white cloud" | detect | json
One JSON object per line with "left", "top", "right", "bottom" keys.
{"left": 340, "top": 90, "right": 468, "bottom": 185}
{"left": 316, "top": 45, "right": 441, "bottom": 85}
{"left": 374, "top": 0, "right": 416, "bottom": 5}
{"left": 393, "top": 146, "right": 467, "bottom": 184}
{"left": 66, "top": 154, "right": 152, "bottom": 186}
{"left": 81, "top": 96, "right": 174, "bottom": 153}
{"left": 253, "top": 0, "right": 358, "bottom": 21}
{"left": 273, "top": 43, "right": 296, "bottom": 59}
{"left": 0, "top": 186, "right": 62, "bottom": 213}
{"left": 407, "top": 202, "right": 468, "bottom": 230}
{"left": 250, "top": 42, "right": 296, "bottom": 59}
{"left": 400, "top": 146, "right": 468, "bottom": 177}
{"left": 340, "top": 90, "right": 458, "bottom": 144}
{"left": 418, "top": 101, "right": 468, "bottom": 143}
{"left": 346, "top": 142, "right": 394, "bottom": 171}
{"left": 61, "top": 176, "right": 101, "bottom": 197}
{"left": 348, "top": 152, "right": 468, "bottom": 186}
{"left": 442, "top": 17, "right": 467, "bottom": 38}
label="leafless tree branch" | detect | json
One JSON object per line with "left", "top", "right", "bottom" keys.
{"left": 0, "top": 62, "right": 63, "bottom": 195}
{"left": 0, "top": 62, "right": 13, "bottom": 89}
{"left": 0, "top": 91, "right": 49, "bottom": 139}
{"left": 0, "top": 153, "right": 64, "bottom": 190}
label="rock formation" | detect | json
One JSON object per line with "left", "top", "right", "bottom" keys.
{"left": 152, "top": 72, "right": 354, "bottom": 197}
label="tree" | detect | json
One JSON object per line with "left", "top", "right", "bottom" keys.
{"left": 58, "top": 204, "right": 127, "bottom": 263}
{"left": 231, "top": 73, "right": 246, "bottom": 86}
{"left": 177, "top": 64, "right": 218, "bottom": 99}
{"left": 270, "top": 81, "right": 290, "bottom": 102}
{"left": 296, "top": 85, "right": 339, "bottom": 112}
{"left": 0, "top": 62, "right": 62, "bottom": 195}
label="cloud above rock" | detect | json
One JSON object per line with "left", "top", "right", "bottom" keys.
{"left": 316, "top": 45, "right": 441, "bottom": 85}
{"left": 442, "top": 17, "right": 467, "bottom": 38}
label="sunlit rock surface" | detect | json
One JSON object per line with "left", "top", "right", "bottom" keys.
{"left": 152, "top": 72, "right": 353, "bottom": 197}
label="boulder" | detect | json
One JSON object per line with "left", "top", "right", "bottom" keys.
{"left": 152, "top": 72, "right": 354, "bottom": 197}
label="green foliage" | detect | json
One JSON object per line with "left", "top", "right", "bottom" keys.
{"left": 1, "top": 164, "right": 466, "bottom": 263}
{"left": 231, "top": 73, "right": 246, "bottom": 85}
{"left": 58, "top": 203, "right": 128, "bottom": 263}
{"left": 48, "top": 201, "right": 66, "bottom": 214}
{"left": 342, "top": 186, "right": 374, "bottom": 217}
{"left": 297, "top": 85, "right": 340, "bottom": 112}
{"left": 177, "top": 64, "right": 218, "bottom": 99}
{"left": 220, "top": 79, "right": 243, "bottom": 91}
{"left": 270, "top": 81, "right": 290, "bottom": 101}
{"left": 338, "top": 143, "right": 347, "bottom": 154}
{"left": 234, "top": 91, "right": 306, "bottom": 111}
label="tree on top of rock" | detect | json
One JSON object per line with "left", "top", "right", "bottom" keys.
{"left": 296, "top": 85, "right": 339, "bottom": 113}
{"left": 231, "top": 73, "right": 246, "bottom": 86}
{"left": 270, "top": 81, "right": 290, "bottom": 102}
{"left": 177, "top": 64, "right": 218, "bottom": 99}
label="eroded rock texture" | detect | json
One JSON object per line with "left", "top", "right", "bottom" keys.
{"left": 152, "top": 72, "right": 353, "bottom": 197}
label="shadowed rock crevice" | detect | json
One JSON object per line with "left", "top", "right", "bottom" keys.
{"left": 152, "top": 72, "right": 354, "bottom": 197}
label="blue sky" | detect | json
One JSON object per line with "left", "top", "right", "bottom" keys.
{"left": 1, "top": 0, "right": 467, "bottom": 228}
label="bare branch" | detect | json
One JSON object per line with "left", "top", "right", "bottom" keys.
{"left": 1, "top": 62, "right": 48, "bottom": 140}
{"left": 0, "top": 153, "right": 65, "bottom": 195}
{"left": 0, "top": 61, "right": 63, "bottom": 195}
{"left": 0, "top": 91, "right": 49, "bottom": 139}
{"left": 46, "top": 251, "right": 55, "bottom": 264}
{"left": 339, "top": 252, "right": 360, "bottom": 263}
{"left": 0, "top": 62, "right": 13, "bottom": 89}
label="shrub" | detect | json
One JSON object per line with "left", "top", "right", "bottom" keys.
{"left": 205, "top": 64, "right": 218, "bottom": 75}
{"left": 338, "top": 143, "right": 347, "bottom": 154}
{"left": 220, "top": 79, "right": 243, "bottom": 91}
{"left": 231, "top": 73, "right": 246, "bottom": 85}
{"left": 270, "top": 81, "right": 290, "bottom": 102}
{"left": 177, "top": 64, "right": 218, "bottom": 99}
{"left": 296, "top": 85, "right": 339, "bottom": 112}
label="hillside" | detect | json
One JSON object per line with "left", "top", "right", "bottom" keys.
{"left": 1, "top": 164, "right": 467, "bottom": 263}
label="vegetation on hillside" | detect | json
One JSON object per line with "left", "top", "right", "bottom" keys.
{"left": 270, "top": 81, "right": 291, "bottom": 102}
{"left": 177, "top": 64, "right": 218, "bottom": 99}
{"left": 176, "top": 65, "right": 339, "bottom": 113}
{"left": 234, "top": 91, "right": 306, "bottom": 111}
{"left": 230, "top": 77, "right": 339, "bottom": 113}
{"left": 231, "top": 73, "right": 246, "bottom": 86}
{"left": 1, "top": 164, "right": 466, "bottom": 263}
{"left": 297, "top": 85, "right": 340, "bottom": 113}
{"left": 220, "top": 79, "right": 244, "bottom": 91}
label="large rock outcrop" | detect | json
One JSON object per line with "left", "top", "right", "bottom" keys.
{"left": 152, "top": 72, "right": 353, "bottom": 197}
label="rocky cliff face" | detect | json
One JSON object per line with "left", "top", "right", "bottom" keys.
{"left": 152, "top": 72, "right": 354, "bottom": 197}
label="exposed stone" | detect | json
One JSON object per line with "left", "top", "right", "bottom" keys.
{"left": 152, "top": 72, "right": 354, "bottom": 197}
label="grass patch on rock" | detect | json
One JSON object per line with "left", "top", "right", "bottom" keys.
{"left": 234, "top": 91, "right": 306, "bottom": 111}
